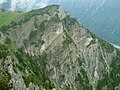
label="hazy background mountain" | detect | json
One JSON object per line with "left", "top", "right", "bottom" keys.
{"left": 0, "top": 0, "right": 120, "bottom": 46}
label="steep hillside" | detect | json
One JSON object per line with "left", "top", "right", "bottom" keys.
{"left": 0, "top": 5, "right": 120, "bottom": 90}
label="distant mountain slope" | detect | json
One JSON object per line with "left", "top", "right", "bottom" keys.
{"left": 0, "top": 5, "right": 120, "bottom": 90}
{"left": 0, "top": 9, "right": 24, "bottom": 27}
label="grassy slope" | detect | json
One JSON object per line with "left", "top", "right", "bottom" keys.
{"left": 0, "top": 10, "right": 24, "bottom": 27}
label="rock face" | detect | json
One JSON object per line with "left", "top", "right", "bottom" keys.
{"left": 0, "top": 5, "right": 120, "bottom": 90}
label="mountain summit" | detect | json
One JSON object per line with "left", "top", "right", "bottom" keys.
{"left": 0, "top": 5, "right": 120, "bottom": 90}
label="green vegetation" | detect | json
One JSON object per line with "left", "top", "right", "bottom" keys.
{"left": 97, "top": 74, "right": 113, "bottom": 90}
{"left": 34, "top": 40, "right": 45, "bottom": 47}
{"left": 62, "top": 31, "right": 73, "bottom": 48}
{"left": 59, "top": 75, "right": 65, "bottom": 82}
{"left": 62, "top": 15, "right": 77, "bottom": 29}
{"left": 0, "top": 25, "right": 10, "bottom": 33}
{"left": 75, "top": 68, "right": 92, "bottom": 90}
{"left": 77, "top": 57, "right": 83, "bottom": 66}
{"left": 0, "top": 44, "right": 9, "bottom": 59}
{"left": 28, "top": 19, "right": 47, "bottom": 46}
{"left": 75, "top": 57, "right": 92, "bottom": 90}
{"left": 97, "top": 50, "right": 120, "bottom": 90}
{"left": 110, "top": 54, "right": 120, "bottom": 88}
{"left": 98, "top": 38, "right": 114, "bottom": 53}
{"left": 96, "top": 47, "right": 115, "bottom": 90}
{"left": 49, "top": 14, "right": 60, "bottom": 23}
{"left": 0, "top": 70, "right": 12, "bottom": 90}
{"left": 0, "top": 10, "right": 23, "bottom": 27}
{"left": 5, "top": 37, "right": 11, "bottom": 45}
{"left": 38, "top": 20, "right": 47, "bottom": 32}
{"left": 100, "top": 54, "right": 108, "bottom": 73}
{"left": 29, "top": 30, "right": 38, "bottom": 43}
{"left": 14, "top": 48, "right": 55, "bottom": 89}
{"left": 28, "top": 30, "right": 45, "bottom": 46}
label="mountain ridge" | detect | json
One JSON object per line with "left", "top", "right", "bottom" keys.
{"left": 0, "top": 5, "right": 120, "bottom": 90}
